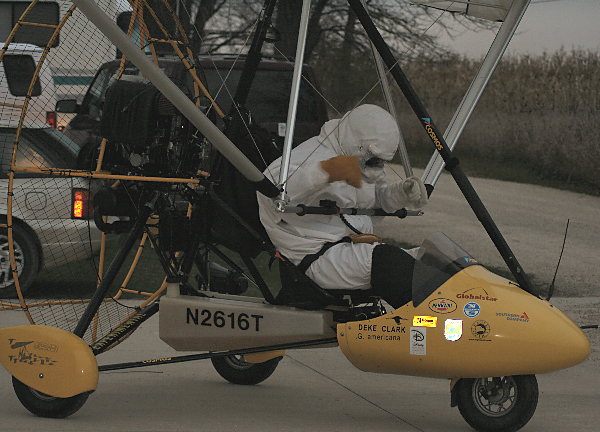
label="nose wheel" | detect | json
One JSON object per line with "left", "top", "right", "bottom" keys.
{"left": 455, "top": 375, "right": 538, "bottom": 432}
{"left": 12, "top": 377, "right": 90, "bottom": 418}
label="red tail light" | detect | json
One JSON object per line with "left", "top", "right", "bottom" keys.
{"left": 72, "top": 188, "right": 93, "bottom": 219}
{"left": 46, "top": 111, "right": 57, "bottom": 128}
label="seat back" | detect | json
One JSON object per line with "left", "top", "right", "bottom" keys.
{"left": 208, "top": 110, "right": 281, "bottom": 258}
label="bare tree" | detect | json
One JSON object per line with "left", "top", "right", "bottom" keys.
{"left": 139, "top": 0, "right": 227, "bottom": 53}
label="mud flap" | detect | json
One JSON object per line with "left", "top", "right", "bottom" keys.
{"left": 0, "top": 325, "right": 98, "bottom": 398}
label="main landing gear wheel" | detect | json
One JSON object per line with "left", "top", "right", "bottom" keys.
{"left": 211, "top": 355, "right": 282, "bottom": 385}
{"left": 12, "top": 377, "right": 90, "bottom": 418}
{"left": 455, "top": 375, "right": 538, "bottom": 432}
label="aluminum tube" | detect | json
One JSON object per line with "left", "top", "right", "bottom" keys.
{"left": 422, "top": 0, "right": 531, "bottom": 187}
{"left": 72, "top": 0, "right": 267, "bottom": 184}
{"left": 276, "top": 0, "right": 312, "bottom": 206}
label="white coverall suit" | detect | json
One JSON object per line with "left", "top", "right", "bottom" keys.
{"left": 257, "top": 105, "right": 427, "bottom": 304}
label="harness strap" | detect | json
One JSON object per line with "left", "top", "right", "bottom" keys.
{"left": 297, "top": 236, "right": 352, "bottom": 274}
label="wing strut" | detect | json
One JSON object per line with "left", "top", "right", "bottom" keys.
{"left": 347, "top": 0, "right": 537, "bottom": 296}
{"left": 422, "top": 0, "right": 532, "bottom": 187}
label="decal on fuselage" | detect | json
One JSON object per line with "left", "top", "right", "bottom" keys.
{"left": 470, "top": 320, "right": 491, "bottom": 341}
{"left": 428, "top": 298, "right": 457, "bottom": 314}
{"left": 410, "top": 327, "right": 427, "bottom": 355}
{"left": 5, "top": 338, "right": 57, "bottom": 366}
{"left": 413, "top": 316, "right": 437, "bottom": 327}
{"left": 495, "top": 312, "right": 530, "bottom": 323}
{"left": 186, "top": 308, "right": 263, "bottom": 331}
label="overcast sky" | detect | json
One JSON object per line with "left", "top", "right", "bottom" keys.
{"left": 436, "top": 0, "right": 600, "bottom": 58}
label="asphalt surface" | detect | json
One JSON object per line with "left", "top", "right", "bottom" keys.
{"left": 377, "top": 167, "right": 600, "bottom": 297}
{"left": 1, "top": 171, "right": 599, "bottom": 431}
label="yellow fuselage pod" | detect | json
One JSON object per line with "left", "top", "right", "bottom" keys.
{"left": 338, "top": 265, "right": 590, "bottom": 378}
{"left": 0, "top": 325, "right": 98, "bottom": 398}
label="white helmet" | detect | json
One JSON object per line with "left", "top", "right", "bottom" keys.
{"left": 320, "top": 104, "right": 399, "bottom": 183}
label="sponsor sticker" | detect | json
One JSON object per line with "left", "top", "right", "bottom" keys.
{"left": 456, "top": 287, "right": 497, "bottom": 302}
{"left": 413, "top": 316, "right": 437, "bottom": 327}
{"left": 470, "top": 320, "right": 491, "bottom": 341}
{"left": 463, "top": 302, "right": 481, "bottom": 318}
{"left": 495, "top": 312, "right": 530, "bottom": 323}
{"left": 410, "top": 327, "right": 426, "bottom": 355}
{"left": 428, "top": 298, "right": 458, "bottom": 314}
{"left": 444, "top": 319, "right": 463, "bottom": 341}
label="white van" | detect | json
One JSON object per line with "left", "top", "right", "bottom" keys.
{"left": 0, "top": 43, "right": 57, "bottom": 127}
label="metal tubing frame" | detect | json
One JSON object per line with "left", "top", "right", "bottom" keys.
{"left": 98, "top": 337, "right": 338, "bottom": 372}
{"left": 276, "top": 0, "right": 312, "bottom": 205}
{"left": 422, "top": 0, "right": 532, "bottom": 187}
{"left": 73, "top": 198, "right": 156, "bottom": 338}
{"left": 347, "top": 0, "right": 536, "bottom": 296}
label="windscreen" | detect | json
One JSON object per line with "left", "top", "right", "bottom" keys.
{"left": 412, "top": 232, "right": 480, "bottom": 306}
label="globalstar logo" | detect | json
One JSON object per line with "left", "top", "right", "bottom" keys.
{"left": 456, "top": 287, "right": 497, "bottom": 302}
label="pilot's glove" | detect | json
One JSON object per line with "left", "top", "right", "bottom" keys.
{"left": 379, "top": 176, "right": 428, "bottom": 211}
{"left": 320, "top": 155, "right": 362, "bottom": 188}
{"left": 402, "top": 176, "right": 428, "bottom": 208}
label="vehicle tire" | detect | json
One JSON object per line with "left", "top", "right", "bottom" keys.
{"left": 76, "top": 141, "right": 100, "bottom": 171}
{"left": 12, "top": 377, "right": 90, "bottom": 418}
{"left": 211, "top": 355, "right": 282, "bottom": 385}
{"left": 0, "top": 225, "right": 40, "bottom": 298}
{"left": 455, "top": 375, "right": 538, "bottom": 432}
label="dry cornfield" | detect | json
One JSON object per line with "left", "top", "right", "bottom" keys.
{"left": 392, "top": 49, "right": 600, "bottom": 191}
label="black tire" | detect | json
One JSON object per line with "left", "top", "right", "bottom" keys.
{"left": 12, "top": 377, "right": 90, "bottom": 418}
{"left": 0, "top": 224, "right": 40, "bottom": 298}
{"left": 211, "top": 355, "right": 282, "bottom": 385}
{"left": 455, "top": 375, "right": 538, "bottom": 432}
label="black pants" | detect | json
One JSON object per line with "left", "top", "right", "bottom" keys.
{"left": 371, "top": 244, "right": 415, "bottom": 308}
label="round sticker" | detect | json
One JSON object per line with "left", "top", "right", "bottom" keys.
{"left": 463, "top": 302, "right": 481, "bottom": 318}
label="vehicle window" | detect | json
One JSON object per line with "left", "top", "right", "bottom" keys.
{"left": 2, "top": 55, "right": 42, "bottom": 97}
{"left": 81, "top": 66, "right": 113, "bottom": 118}
{"left": 3, "top": 2, "right": 60, "bottom": 47}
{"left": 191, "top": 69, "right": 320, "bottom": 124}
{"left": 0, "top": 128, "right": 76, "bottom": 174}
{"left": 82, "top": 65, "right": 146, "bottom": 118}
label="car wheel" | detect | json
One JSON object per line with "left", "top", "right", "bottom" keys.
{"left": 0, "top": 224, "right": 40, "bottom": 298}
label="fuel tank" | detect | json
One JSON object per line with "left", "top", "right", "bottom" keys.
{"left": 159, "top": 288, "right": 337, "bottom": 352}
{"left": 338, "top": 265, "right": 590, "bottom": 378}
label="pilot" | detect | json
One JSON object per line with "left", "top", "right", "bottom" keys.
{"left": 257, "top": 104, "right": 427, "bottom": 309}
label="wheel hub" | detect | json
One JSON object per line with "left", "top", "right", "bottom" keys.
{"left": 473, "top": 376, "right": 517, "bottom": 417}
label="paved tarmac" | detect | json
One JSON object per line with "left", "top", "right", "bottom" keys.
{"left": 0, "top": 296, "right": 598, "bottom": 432}
{"left": 377, "top": 168, "right": 600, "bottom": 297}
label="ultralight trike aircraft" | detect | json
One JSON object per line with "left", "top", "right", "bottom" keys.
{"left": 0, "top": 1, "right": 592, "bottom": 431}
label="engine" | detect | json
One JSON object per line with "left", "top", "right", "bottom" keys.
{"left": 97, "top": 79, "right": 211, "bottom": 179}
